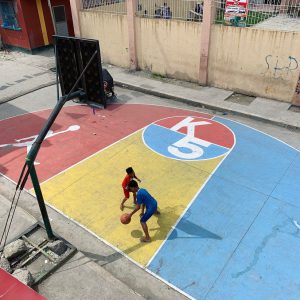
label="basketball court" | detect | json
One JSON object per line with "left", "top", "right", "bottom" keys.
{"left": 1, "top": 103, "right": 300, "bottom": 300}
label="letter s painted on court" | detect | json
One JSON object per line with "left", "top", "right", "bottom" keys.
{"left": 143, "top": 116, "right": 234, "bottom": 161}
{"left": 168, "top": 118, "right": 212, "bottom": 159}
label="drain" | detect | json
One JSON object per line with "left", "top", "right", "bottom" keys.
{"left": 0, "top": 222, "right": 76, "bottom": 286}
{"left": 225, "top": 93, "right": 255, "bottom": 106}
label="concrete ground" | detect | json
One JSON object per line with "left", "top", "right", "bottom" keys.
{"left": 1, "top": 47, "right": 299, "bottom": 130}
{"left": 0, "top": 49, "right": 56, "bottom": 103}
{"left": 1, "top": 49, "right": 300, "bottom": 300}
{"left": 253, "top": 15, "right": 300, "bottom": 32}
{"left": 0, "top": 88, "right": 191, "bottom": 300}
{"left": 0, "top": 82, "right": 300, "bottom": 299}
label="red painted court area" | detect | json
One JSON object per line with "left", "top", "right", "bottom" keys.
{"left": 155, "top": 116, "right": 235, "bottom": 148}
{"left": 0, "top": 104, "right": 211, "bottom": 188}
{"left": 0, "top": 269, "right": 46, "bottom": 300}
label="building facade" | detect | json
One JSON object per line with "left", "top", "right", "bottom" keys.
{"left": 0, "top": 0, "right": 74, "bottom": 51}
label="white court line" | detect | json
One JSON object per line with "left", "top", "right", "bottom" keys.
{"left": 293, "top": 220, "right": 300, "bottom": 229}
{"left": 39, "top": 114, "right": 214, "bottom": 186}
{"left": 1, "top": 102, "right": 299, "bottom": 153}
{"left": 213, "top": 116, "right": 300, "bottom": 153}
{"left": 24, "top": 187, "right": 196, "bottom": 300}
{"left": 144, "top": 112, "right": 300, "bottom": 296}
{"left": 146, "top": 115, "right": 236, "bottom": 268}
{"left": 0, "top": 102, "right": 82, "bottom": 122}
{"left": 142, "top": 116, "right": 236, "bottom": 162}
{"left": 1, "top": 104, "right": 211, "bottom": 186}
{"left": 1, "top": 103, "right": 299, "bottom": 299}
{"left": 39, "top": 127, "right": 144, "bottom": 186}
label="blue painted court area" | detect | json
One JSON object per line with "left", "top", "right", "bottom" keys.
{"left": 143, "top": 124, "right": 230, "bottom": 160}
{"left": 148, "top": 117, "right": 300, "bottom": 300}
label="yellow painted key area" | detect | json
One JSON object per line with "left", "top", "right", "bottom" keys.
{"left": 38, "top": 130, "right": 223, "bottom": 266}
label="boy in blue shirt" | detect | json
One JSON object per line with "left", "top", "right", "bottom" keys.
{"left": 128, "top": 180, "right": 159, "bottom": 242}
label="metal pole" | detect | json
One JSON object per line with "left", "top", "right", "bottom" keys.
{"left": 48, "top": 0, "right": 59, "bottom": 102}
{"left": 25, "top": 50, "right": 98, "bottom": 239}
{"left": 29, "top": 166, "right": 55, "bottom": 240}
{"left": 48, "top": 0, "right": 57, "bottom": 35}
{"left": 27, "top": 50, "right": 98, "bottom": 162}
{"left": 54, "top": 43, "right": 60, "bottom": 102}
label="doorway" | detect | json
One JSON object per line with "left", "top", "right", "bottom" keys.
{"left": 52, "top": 5, "right": 69, "bottom": 36}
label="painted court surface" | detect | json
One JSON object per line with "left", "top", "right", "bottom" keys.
{"left": 1, "top": 104, "right": 300, "bottom": 300}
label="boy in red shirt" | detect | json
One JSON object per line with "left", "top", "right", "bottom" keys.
{"left": 120, "top": 167, "right": 141, "bottom": 211}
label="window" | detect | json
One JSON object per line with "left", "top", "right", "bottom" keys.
{"left": 0, "top": 0, "right": 20, "bottom": 30}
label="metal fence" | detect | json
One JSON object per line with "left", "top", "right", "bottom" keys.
{"left": 81, "top": 0, "right": 203, "bottom": 20}
{"left": 82, "top": 0, "right": 127, "bottom": 14}
{"left": 81, "top": 0, "right": 300, "bottom": 27}
{"left": 215, "top": 0, "right": 300, "bottom": 27}
{"left": 135, "top": 0, "right": 203, "bottom": 20}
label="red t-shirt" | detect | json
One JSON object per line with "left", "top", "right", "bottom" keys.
{"left": 122, "top": 174, "right": 131, "bottom": 190}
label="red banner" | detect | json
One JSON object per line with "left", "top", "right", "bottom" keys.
{"left": 224, "top": 0, "right": 249, "bottom": 26}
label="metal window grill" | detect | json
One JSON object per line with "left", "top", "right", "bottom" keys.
{"left": 0, "top": 0, "right": 20, "bottom": 29}
{"left": 81, "top": 0, "right": 204, "bottom": 20}
{"left": 81, "top": 0, "right": 299, "bottom": 29}
{"left": 81, "top": 0, "right": 127, "bottom": 14}
{"left": 135, "top": 0, "right": 203, "bottom": 21}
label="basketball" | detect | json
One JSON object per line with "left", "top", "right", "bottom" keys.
{"left": 120, "top": 213, "right": 131, "bottom": 224}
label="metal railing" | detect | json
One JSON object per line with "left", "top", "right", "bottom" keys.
{"left": 82, "top": 0, "right": 127, "bottom": 14}
{"left": 135, "top": 0, "right": 203, "bottom": 21}
{"left": 81, "top": 0, "right": 300, "bottom": 28}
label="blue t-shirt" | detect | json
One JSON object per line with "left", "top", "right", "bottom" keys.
{"left": 136, "top": 188, "right": 157, "bottom": 211}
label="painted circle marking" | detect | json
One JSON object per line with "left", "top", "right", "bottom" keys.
{"left": 143, "top": 116, "right": 235, "bottom": 161}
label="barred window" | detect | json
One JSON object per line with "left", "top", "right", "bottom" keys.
{"left": 0, "top": 0, "right": 20, "bottom": 30}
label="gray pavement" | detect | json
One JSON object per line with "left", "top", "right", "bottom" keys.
{"left": 2, "top": 83, "right": 300, "bottom": 299}
{"left": 108, "top": 65, "right": 300, "bottom": 130}
{"left": 0, "top": 49, "right": 56, "bottom": 103}
{"left": 1, "top": 84, "right": 300, "bottom": 300}
{"left": 1, "top": 48, "right": 299, "bottom": 130}
{"left": 0, "top": 174, "right": 187, "bottom": 300}
{"left": 0, "top": 188, "right": 144, "bottom": 300}
{"left": 0, "top": 86, "right": 189, "bottom": 300}
{"left": 253, "top": 15, "right": 300, "bottom": 32}
{"left": 0, "top": 194, "right": 36, "bottom": 243}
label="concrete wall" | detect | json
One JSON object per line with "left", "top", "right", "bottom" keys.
{"left": 135, "top": 18, "right": 201, "bottom": 82}
{"left": 79, "top": 11, "right": 130, "bottom": 68}
{"left": 208, "top": 25, "right": 300, "bottom": 102}
{"left": 78, "top": 9, "right": 300, "bottom": 103}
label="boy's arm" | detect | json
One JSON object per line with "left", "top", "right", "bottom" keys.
{"left": 140, "top": 204, "right": 145, "bottom": 216}
{"left": 134, "top": 174, "right": 141, "bottom": 182}
{"left": 129, "top": 204, "right": 141, "bottom": 217}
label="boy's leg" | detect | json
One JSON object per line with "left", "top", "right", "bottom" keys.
{"left": 120, "top": 188, "right": 130, "bottom": 210}
{"left": 120, "top": 197, "right": 128, "bottom": 210}
{"left": 140, "top": 208, "right": 156, "bottom": 242}
{"left": 140, "top": 222, "right": 151, "bottom": 242}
